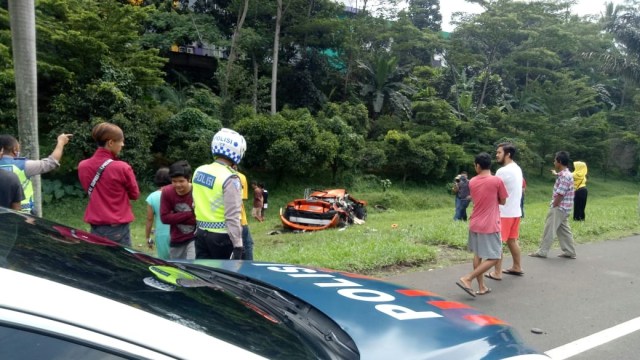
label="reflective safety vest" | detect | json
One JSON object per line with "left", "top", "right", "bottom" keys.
{"left": 192, "top": 162, "right": 235, "bottom": 233}
{"left": 0, "top": 157, "right": 33, "bottom": 214}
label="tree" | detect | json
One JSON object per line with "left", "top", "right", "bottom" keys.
{"left": 382, "top": 129, "right": 459, "bottom": 184}
{"left": 357, "top": 54, "right": 415, "bottom": 119}
{"left": 36, "top": 0, "right": 167, "bottom": 176}
{"left": 271, "top": 0, "right": 284, "bottom": 114}
{"left": 8, "top": 0, "right": 41, "bottom": 216}
{"left": 450, "top": 2, "right": 527, "bottom": 112}
{"left": 236, "top": 108, "right": 338, "bottom": 179}
{"left": 407, "top": 0, "right": 442, "bottom": 32}
{"left": 317, "top": 106, "right": 366, "bottom": 182}
{"left": 223, "top": 0, "right": 250, "bottom": 98}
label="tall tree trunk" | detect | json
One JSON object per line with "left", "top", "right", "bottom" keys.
{"left": 271, "top": 0, "right": 283, "bottom": 115}
{"left": 223, "top": 0, "right": 250, "bottom": 98}
{"left": 8, "top": 0, "right": 41, "bottom": 217}
{"left": 343, "top": 51, "right": 352, "bottom": 101}
{"left": 361, "top": 0, "right": 369, "bottom": 13}
{"left": 476, "top": 67, "right": 491, "bottom": 113}
{"left": 300, "top": 0, "right": 315, "bottom": 62}
{"left": 476, "top": 48, "right": 496, "bottom": 113}
{"left": 252, "top": 53, "right": 258, "bottom": 112}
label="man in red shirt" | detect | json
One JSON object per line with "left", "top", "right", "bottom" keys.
{"left": 456, "top": 153, "right": 507, "bottom": 297}
{"left": 160, "top": 160, "right": 196, "bottom": 259}
{"left": 78, "top": 123, "right": 139, "bottom": 246}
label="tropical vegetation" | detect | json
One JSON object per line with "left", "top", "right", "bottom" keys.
{"left": 0, "top": 0, "right": 639, "bottom": 197}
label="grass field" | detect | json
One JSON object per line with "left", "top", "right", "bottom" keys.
{"left": 43, "top": 176, "right": 640, "bottom": 275}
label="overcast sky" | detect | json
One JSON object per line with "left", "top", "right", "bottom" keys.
{"left": 338, "top": 0, "right": 622, "bottom": 32}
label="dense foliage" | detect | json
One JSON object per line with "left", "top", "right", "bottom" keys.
{"left": 1, "top": 0, "right": 639, "bottom": 191}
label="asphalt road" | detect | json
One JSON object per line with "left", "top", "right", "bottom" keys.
{"left": 385, "top": 235, "right": 640, "bottom": 360}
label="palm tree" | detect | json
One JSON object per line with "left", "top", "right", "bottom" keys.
{"left": 601, "top": 2, "right": 640, "bottom": 85}
{"left": 8, "top": 0, "right": 41, "bottom": 216}
{"left": 357, "top": 54, "right": 415, "bottom": 119}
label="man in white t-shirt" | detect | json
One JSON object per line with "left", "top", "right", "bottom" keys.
{"left": 486, "top": 143, "right": 524, "bottom": 280}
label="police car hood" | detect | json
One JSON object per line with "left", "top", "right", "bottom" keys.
{"left": 191, "top": 260, "right": 547, "bottom": 360}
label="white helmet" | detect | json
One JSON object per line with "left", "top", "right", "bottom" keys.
{"left": 211, "top": 128, "right": 246, "bottom": 165}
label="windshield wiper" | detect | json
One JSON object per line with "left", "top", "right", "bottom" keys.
{"left": 174, "top": 263, "right": 359, "bottom": 360}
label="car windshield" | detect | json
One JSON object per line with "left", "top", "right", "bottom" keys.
{"left": 0, "top": 211, "right": 354, "bottom": 360}
{"left": 175, "top": 263, "right": 359, "bottom": 360}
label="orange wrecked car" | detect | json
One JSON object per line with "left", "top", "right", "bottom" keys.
{"left": 280, "top": 189, "right": 367, "bottom": 231}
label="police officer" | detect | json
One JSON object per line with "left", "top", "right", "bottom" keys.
{"left": 192, "top": 128, "right": 246, "bottom": 259}
{"left": 0, "top": 133, "right": 72, "bottom": 214}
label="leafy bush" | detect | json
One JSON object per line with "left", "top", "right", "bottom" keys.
{"left": 42, "top": 179, "right": 85, "bottom": 204}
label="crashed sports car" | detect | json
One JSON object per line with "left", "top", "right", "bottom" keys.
{"left": 280, "top": 189, "right": 368, "bottom": 231}
{"left": 0, "top": 208, "right": 547, "bottom": 359}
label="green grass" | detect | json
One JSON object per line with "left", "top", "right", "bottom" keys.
{"left": 43, "top": 176, "right": 640, "bottom": 274}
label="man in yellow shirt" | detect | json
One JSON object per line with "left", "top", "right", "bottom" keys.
{"left": 572, "top": 161, "right": 587, "bottom": 221}
{"left": 235, "top": 166, "right": 254, "bottom": 260}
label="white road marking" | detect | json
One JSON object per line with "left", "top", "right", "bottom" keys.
{"left": 545, "top": 316, "right": 640, "bottom": 359}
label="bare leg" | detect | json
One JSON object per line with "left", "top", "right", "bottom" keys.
{"left": 474, "top": 259, "right": 498, "bottom": 293}
{"left": 491, "top": 253, "right": 504, "bottom": 279}
{"left": 461, "top": 255, "right": 499, "bottom": 292}
{"left": 506, "top": 238, "right": 523, "bottom": 272}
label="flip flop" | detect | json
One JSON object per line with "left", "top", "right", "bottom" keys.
{"left": 557, "top": 253, "right": 576, "bottom": 259}
{"left": 502, "top": 269, "right": 525, "bottom": 276}
{"left": 528, "top": 252, "right": 547, "bottom": 258}
{"left": 484, "top": 273, "right": 502, "bottom": 281}
{"left": 456, "top": 281, "right": 476, "bottom": 298}
{"left": 476, "top": 287, "right": 492, "bottom": 295}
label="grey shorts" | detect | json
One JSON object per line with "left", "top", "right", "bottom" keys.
{"left": 467, "top": 231, "right": 502, "bottom": 259}
{"left": 169, "top": 240, "right": 196, "bottom": 260}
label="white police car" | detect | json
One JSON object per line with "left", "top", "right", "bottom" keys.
{"left": 0, "top": 208, "right": 547, "bottom": 359}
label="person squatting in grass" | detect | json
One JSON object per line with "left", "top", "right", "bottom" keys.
{"left": 192, "top": 128, "right": 246, "bottom": 260}
{"left": 456, "top": 153, "right": 508, "bottom": 297}
{"left": 486, "top": 143, "right": 525, "bottom": 281}
{"left": 78, "top": 122, "right": 139, "bottom": 246}
{"left": 0, "top": 133, "right": 73, "bottom": 215}
{"left": 161, "top": 160, "right": 197, "bottom": 260}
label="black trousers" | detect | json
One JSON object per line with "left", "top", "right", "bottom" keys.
{"left": 573, "top": 187, "right": 588, "bottom": 221}
{"left": 195, "top": 229, "right": 233, "bottom": 259}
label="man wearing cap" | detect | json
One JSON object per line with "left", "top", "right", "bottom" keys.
{"left": 192, "top": 128, "right": 246, "bottom": 260}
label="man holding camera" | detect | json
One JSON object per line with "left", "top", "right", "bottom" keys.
{"left": 453, "top": 171, "right": 471, "bottom": 221}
